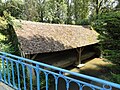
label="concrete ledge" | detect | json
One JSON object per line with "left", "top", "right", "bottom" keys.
{"left": 0, "top": 82, "right": 14, "bottom": 90}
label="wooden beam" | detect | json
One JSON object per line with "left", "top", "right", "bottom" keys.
{"left": 76, "top": 47, "right": 85, "bottom": 67}
{"left": 18, "top": 45, "right": 25, "bottom": 57}
{"left": 76, "top": 47, "right": 84, "bottom": 64}
{"left": 31, "top": 54, "right": 38, "bottom": 60}
{"left": 25, "top": 54, "right": 30, "bottom": 59}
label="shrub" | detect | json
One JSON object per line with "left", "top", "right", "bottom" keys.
{"left": 111, "top": 73, "right": 120, "bottom": 84}
{"left": 79, "top": 19, "right": 90, "bottom": 25}
{"left": 0, "top": 11, "right": 20, "bottom": 55}
{"left": 92, "top": 11, "right": 120, "bottom": 65}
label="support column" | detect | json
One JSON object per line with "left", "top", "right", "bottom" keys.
{"left": 76, "top": 47, "right": 85, "bottom": 68}
{"left": 31, "top": 54, "right": 38, "bottom": 60}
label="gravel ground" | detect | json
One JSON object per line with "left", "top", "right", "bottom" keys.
{"left": 0, "top": 82, "right": 14, "bottom": 90}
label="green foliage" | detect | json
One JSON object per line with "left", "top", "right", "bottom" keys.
{"left": 0, "top": 0, "right": 118, "bottom": 24}
{"left": 0, "top": 0, "right": 24, "bottom": 18}
{"left": 0, "top": 16, "right": 8, "bottom": 30}
{"left": 111, "top": 73, "right": 120, "bottom": 84}
{"left": 44, "top": 0, "right": 67, "bottom": 24}
{"left": 90, "top": 0, "right": 116, "bottom": 16}
{"left": 73, "top": 0, "right": 90, "bottom": 24}
{"left": 0, "top": 11, "right": 20, "bottom": 55}
{"left": 92, "top": 11, "right": 120, "bottom": 65}
{"left": 0, "top": 43, "right": 15, "bottom": 53}
{"left": 115, "top": 0, "right": 120, "bottom": 10}
{"left": 79, "top": 19, "right": 90, "bottom": 25}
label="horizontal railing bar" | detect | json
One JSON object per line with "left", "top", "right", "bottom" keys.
{"left": 0, "top": 52, "right": 120, "bottom": 89}
{"left": 0, "top": 55, "right": 35, "bottom": 70}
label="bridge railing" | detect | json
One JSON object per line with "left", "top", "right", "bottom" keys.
{"left": 0, "top": 52, "right": 120, "bottom": 90}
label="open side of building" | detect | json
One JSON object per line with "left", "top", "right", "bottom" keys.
{"left": 14, "top": 20, "right": 99, "bottom": 67}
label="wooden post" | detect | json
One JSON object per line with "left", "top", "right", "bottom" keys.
{"left": 76, "top": 47, "right": 85, "bottom": 68}
{"left": 25, "top": 54, "right": 30, "bottom": 59}
{"left": 76, "top": 48, "right": 82, "bottom": 64}
{"left": 31, "top": 54, "right": 38, "bottom": 60}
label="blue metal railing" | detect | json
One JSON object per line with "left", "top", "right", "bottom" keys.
{"left": 0, "top": 52, "right": 120, "bottom": 90}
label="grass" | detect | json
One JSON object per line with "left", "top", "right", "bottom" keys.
{"left": 80, "top": 61, "right": 120, "bottom": 84}
{"left": 99, "top": 64, "right": 120, "bottom": 84}
{"left": 64, "top": 58, "right": 120, "bottom": 84}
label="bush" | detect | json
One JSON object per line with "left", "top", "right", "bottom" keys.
{"left": 92, "top": 11, "right": 120, "bottom": 65}
{"left": 79, "top": 19, "right": 90, "bottom": 25}
{"left": 111, "top": 73, "right": 120, "bottom": 84}
{"left": 0, "top": 11, "right": 20, "bottom": 55}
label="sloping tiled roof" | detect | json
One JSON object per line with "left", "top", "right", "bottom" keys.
{"left": 14, "top": 20, "right": 99, "bottom": 55}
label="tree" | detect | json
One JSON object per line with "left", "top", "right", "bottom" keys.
{"left": 53, "top": 0, "right": 67, "bottom": 24}
{"left": 44, "top": 0, "right": 67, "bottom": 24}
{"left": 0, "top": 11, "right": 20, "bottom": 54}
{"left": 23, "top": 0, "right": 39, "bottom": 21}
{"left": 0, "top": 0, "right": 24, "bottom": 18}
{"left": 115, "top": 0, "right": 120, "bottom": 10}
{"left": 92, "top": 11, "right": 120, "bottom": 65}
{"left": 73, "top": 0, "right": 90, "bottom": 24}
{"left": 43, "top": 0, "right": 54, "bottom": 23}
{"left": 3, "top": 0, "right": 117, "bottom": 25}
{"left": 90, "top": 0, "right": 117, "bottom": 16}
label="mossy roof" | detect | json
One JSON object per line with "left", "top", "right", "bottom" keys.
{"left": 14, "top": 20, "right": 99, "bottom": 55}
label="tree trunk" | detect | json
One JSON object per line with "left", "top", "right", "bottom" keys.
{"left": 96, "top": 0, "right": 99, "bottom": 16}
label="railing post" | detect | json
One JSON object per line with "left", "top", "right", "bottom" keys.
{"left": 0, "top": 69, "right": 1, "bottom": 81}
{"left": 29, "top": 66, "right": 33, "bottom": 90}
{"left": 36, "top": 64, "right": 40, "bottom": 90}
{"left": 2, "top": 56, "right": 7, "bottom": 83}
{"left": 0, "top": 56, "right": 2, "bottom": 81}
{"left": 66, "top": 81, "right": 69, "bottom": 90}
{"left": 45, "top": 72, "right": 48, "bottom": 90}
{"left": 11, "top": 61, "right": 16, "bottom": 88}
{"left": 55, "top": 77, "right": 58, "bottom": 90}
{"left": 0, "top": 63, "right": 2, "bottom": 81}
{"left": 78, "top": 84, "right": 83, "bottom": 90}
{"left": 22, "top": 64, "right": 26, "bottom": 90}
{"left": 6, "top": 58, "right": 11, "bottom": 86}
{"left": 16, "top": 62, "right": 21, "bottom": 90}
